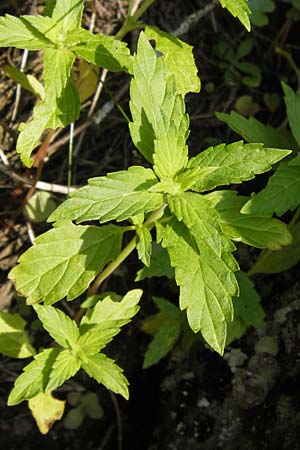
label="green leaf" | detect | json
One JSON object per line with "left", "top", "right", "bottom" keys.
{"left": 66, "top": 28, "right": 132, "bottom": 72}
{"left": 34, "top": 305, "right": 79, "bottom": 348}
{"left": 162, "top": 218, "right": 239, "bottom": 354}
{"left": 3, "top": 65, "right": 44, "bottom": 99}
{"left": 51, "top": 0, "right": 84, "bottom": 33}
{"left": 142, "top": 297, "right": 182, "bottom": 368}
{"left": 250, "top": 222, "right": 300, "bottom": 275}
{"left": 248, "top": 0, "right": 275, "bottom": 26}
{"left": 48, "top": 166, "right": 163, "bottom": 224}
{"left": 135, "top": 242, "right": 175, "bottom": 281}
{"left": 136, "top": 226, "right": 152, "bottom": 266}
{"left": 242, "top": 156, "right": 300, "bottom": 216}
{"left": 9, "top": 223, "right": 123, "bottom": 305}
{"left": 46, "top": 349, "right": 81, "bottom": 391}
{"left": 43, "top": 48, "right": 75, "bottom": 99}
{"left": 0, "top": 311, "right": 34, "bottom": 359}
{"left": 217, "top": 111, "right": 298, "bottom": 149}
{"left": 8, "top": 348, "right": 59, "bottom": 405}
{"left": 129, "top": 32, "right": 189, "bottom": 164}
{"left": 145, "top": 26, "right": 200, "bottom": 95}
{"left": 81, "top": 353, "right": 129, "bottom": 399}
{"left": 219, "top": 0, "right": 251, "bottom": 30}
{"left": 0, "top": 14, "right": 55, "bottom": 50}
{"left": 188, "top": 141, "right": 291, "bottom": 192}
{"left": 282, "top": 82, "right": 300, "bottom": 147}
{"left": 207, "top": 190, "right": 292, "bottom": 250}
{"left": 24, "top": 191, "right": 57, "bottom": 223}
{"left": 45, "top": 0, "right": 56, "bottom": 16}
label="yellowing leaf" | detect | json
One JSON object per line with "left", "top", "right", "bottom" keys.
{"left": 28, "top": 391, "right": 66, "bottom": 434}
{"left": 76, "top": 60, "right": 99, "bottom": 103}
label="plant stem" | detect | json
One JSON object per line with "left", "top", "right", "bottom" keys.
{"left": 116, "top": 0, "right": 156, "bottom": 39}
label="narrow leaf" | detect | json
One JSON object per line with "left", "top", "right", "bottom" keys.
{"left": 188, "top": 141, "right": 291, "bottom": 192}
{"left": 219, "top": 0, "right": 251, "bottom": 31}
{"left": 242, "top": 156, "right": 300, "bottom": 216}
{"left": 82, "top": 353, "right": 129, "bottom": 399}
{"left": 282, "top": 82, "right": 300, "bottom": 147}
{"left": 51, "top": 0, "right": 84, "bottom": 33}
{"left": 43, "top": 48, "right": 75, "bottom": 99}
{"left": 34, "top": 305, "right": 79, "bottom": 348}
{"left": 0, "top": 311, "right": 34, "bottom": 359}
{"left": 46, "top": 349, "right": 81, "bottom": 391}
{"left": 48, "top": 166, "right": 163, "bottom": 224}
{"left": 3, "top": 65, "right": 44, "bottom": 98}
{"left": 9, "top": 223, "right": 123, "bottom": 305}
{"left": 136, "top": 226, "right": 152, "bottom": 266}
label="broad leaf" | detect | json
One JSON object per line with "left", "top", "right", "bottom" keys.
{"left": 48, "top": 166, "right": 163, "bottom": 224}
{"left": 8, "top": 348, "right": 59, "bottom": 405}
{"left": 51, "top": 0, "right": 84, "bottom": 33}
{"left": 43, "top": 48, "right": 75, "bottom": 99}
{"left": 162, "top": 218, "right": 239, "bottom": 354}
{"left": 142, "top": 297, "right": 182, "bottom": 368}
{"left": 0, "top": 311, "right": 34, "bottom": 359}
{"left": 136, "top": 226, "right": 152, "bottom": 266}
{"left": 219, "top": 0, "right": 251, "bottom": 30}
{"left": 0, "top": 14, "right": 55, "bottom": 50}
{"left": 242, "top": 156, "right": 300, "bottom": 216}
{"left": 207, "top": 190, "right": 292, "bottom": 250}
{"left": 129, "top": 32, "right": 189, "bottom": 166}
{"left": 282, "top": 82, "right": 300, "bottom": 147}
{"left": 250, "top": 222, "right": 300, "bottom": 275}
{"left": 81, "top": 353, "right": 129, "bottom": 399}
{"left": 188, "top": 141, "right": 291, "bottom": 192}
{"left": 9, "top": 223, "right": 123, "bottom": 305}
{"left": 34, "top": 305, "right": 79, "bottom": 348}
{"left": 66, "top": 28, "right": 132, "bottom": 72}
{"left": 145, "top": 26, "right": 200, "bottom": 95}
{"left": 216, "top": 111, "right": 298, "bottom": 149}
{"left": 28, "top": 391, "right": 66, "bottom": 435}
{"left": 135, "top": 243, "right": 175, "bottom": 281}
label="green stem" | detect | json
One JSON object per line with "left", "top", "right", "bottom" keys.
{"left": 116, "top": 0, "right": 156, "bottom": 39}
{"left": 87, "top": 203, "right": 166, "bottom": 296}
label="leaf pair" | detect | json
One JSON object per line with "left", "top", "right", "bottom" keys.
{"left": 8, "top": 290, "right": 142, "bottom": 405}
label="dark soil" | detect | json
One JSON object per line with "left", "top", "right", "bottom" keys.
{"left": 1, "top": 1, "right": 300, "bottom": 449}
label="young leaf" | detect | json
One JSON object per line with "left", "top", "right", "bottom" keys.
{"left": 129, "top": 32, "right": 189, "bottom": 165}
{"left": 242, "top": 156, "right": 300, "bottom": 216}
{"left": 188, "top": 141, "right": 291, "bottom": 192}
{"left": 282, "top": 82, "right": 300, "bottom": 147}
{"left": 48, "top": 166, "right": 163, "bottom": 224}
{"left": 34, "top": 305, "right": 79, "bottom": 348}
{"left": 8, "top": 348, "right": 60, "bottom": 405}
{"left": 135, "top": 242, "right": 175, "bottom": 281}
{"left": 81, "top": 353, "right": 129, "bottom": 399}
{"left": 216, "top": 111, "right": 298, "bottom": 149}
{"left": 145, "top": 26, "right": 200, "bottom": 95}
{"left": 9, "top": 223, "right": 123, "bottom": 305}
{"left": 0, "top": 311, "right": 35, "bottom": 359}
{"left": 219, "top": 0, "right": 251, "bottom": 31}
{"left": 136, "top": 226, "right": 152, "bottom": 266}
{"left": 46, "top": 349, "right": 81, "bottom": 391}
{"left": 0, "top": 14, "right": 55, "bottom": 50}
{"left": 51, "top": 0, "right": 84, "bottom": 33}
{"left": 162, "top": 218, "right": 239, "bottom": 355}
{"left": 66, "top": 28, "right": 132, "bottom": 73}
{"left": 142, "top": 297, "right": 182, "bottom": 368}
{"left": 207, "top": 190, "right": 292, "bottom": 250}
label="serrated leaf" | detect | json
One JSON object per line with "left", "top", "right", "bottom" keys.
{"left": 24, "top": 191, "right": 57, "bottom": 222}
{"left": 48, "top": 166, "right": 163, "bottom": 224}
{"left": 34, "top": 305, "right": 79, "bottom": 348}
{"left": 0, "top": 311, "right": 34, "bottom": 359}
{"left": 250, "top": 222, "right": 300, "bottom": 274}
{"left": 207, "top": 190, "right": 292, "bottom": 250}
{"left": 216, "top": 111, "right": 298, "bottom": 149}
{"left": 81, "top": 353, "right": 129, "bottom": 399}
{"left": 282, "top": 82, "right": 300, "bottom": 147}
{"left": 242, "top": 156, "right": 300, "bottom": 216}
{"left": 188, "top": 141, "right": 291, "bottom": 192}
{"left": 43, "top": 48, "right": 75, "bottom": 99}
{"left": 145, "top": 26, "right": 200, "bottom": 95}
{"left": 8, "top": 348, "right": 59, "bottom": 405}
{"left": 129, "top": 32, "right": 189, "bottom": 165}
{"left": 51, "top": 0, "right": 84, "bottom": 33}
{"left": 66, "top": 28, "right": 132, "bottom": 72}
{"left": 142, "top": 297, "right": 182, "bottom": 368}
{"left": 46, "top": 349, "right": 81, "bottom": 391}
{"left": 135, "top": 242, "right": 175, "bottom": 281}
{"left": 0, "top": 14, "right": 55, "bottom": 50}
{"left": 219, "top": 0, "right": 251, "bottom": 31}
{"left": 3, "top": 65, "right": 44, "bottom": 99}
{"left": 9, "top": 223, "right": 123, "bottom": 305}
{"left": 28, "top": 391, "right": 66, "bottom": 434}
{"left": 162, "top": 218, "right": 239, "bottom": 354}
{"left": 136, "top": 226, "right": 152, "bottom": 266}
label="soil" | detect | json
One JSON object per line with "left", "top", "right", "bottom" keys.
{"left": 1, "top": 1, "right": 300, "bottom": 449}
